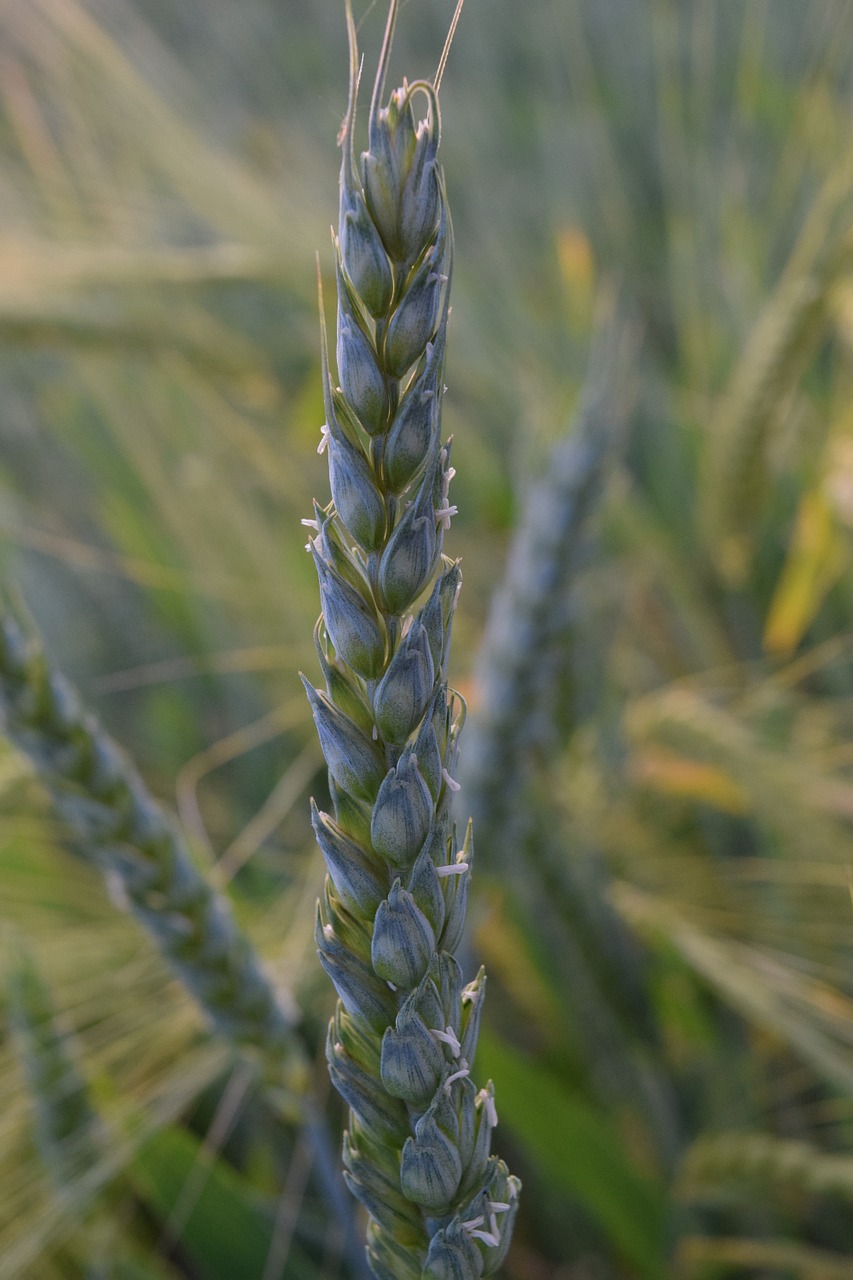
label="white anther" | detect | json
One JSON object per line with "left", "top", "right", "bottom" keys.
{"left": 372, "top": 725, "right": 379, "bottom": 740}
{"left": 425, "top": 342, "right": 434, "bottom": 360}
{"left": 444, "top": 1059, "right": 470, "bottom": 1091}
{"left": 453, "top": 583, "right": 462, "bottom": 608}
{"left": 440, "top": 465, "right": 456, "bottom": 506}
{"left": 432, "top": 1026, "right": 462, "bottom": 1057}
{"left": 301, "top": 518, "right": 320, "bottom": 530}
{"left": 461, "top": 1217, "right": 499, "bottom": 1247}
{"left": 435, "top": 504, "right": 458, "bottom": 531}
{"left": 476, "top": 1088, "right": 499, "bottom": 1127}
{"left": 401, "top": 614, "right": 414, "bottom": 638}
{"left": 489, "top": 1201, "right": 511, "bottom": 1214}
{"left": 420, "top": 388, "right": 435, "bottom": 405}
{"left": 469, "top": 1226, "right": 501, "bottom": 1247}
{"left": 334, "top": 1040, "right": 344, "bottom": 1055}
{"left": 435, "top": 861, "right": 468, "bottom": 878}
{"left": 386, "top": 980, "right": 398, "bottom": 992}
{"left": 317, "top": 424, "right": 331, "bottom": 455}
{"left": 441, "top": 767, "right": 461, "bottom": 793}
{"left": 323, "top": 924, "right": 334, "bottom": 941}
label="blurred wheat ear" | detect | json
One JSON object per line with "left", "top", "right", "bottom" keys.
{"left": 6, "top": 939, "right": 105, "bottom": 1191}
{"left": 0, "top": 607, "right": 371, "bottom": 1277}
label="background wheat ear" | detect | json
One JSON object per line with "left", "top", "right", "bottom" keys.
{"left": 0, "top": 606, "right": 371, "bottom": 1276}
{"left": 304, "top": 2, "right": 519, "bottom": 1277}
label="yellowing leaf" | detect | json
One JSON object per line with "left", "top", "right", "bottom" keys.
{"left": 764, "top": 487, "right": 845, "bottom": 657}
{"left": 630, "top": 745, "right": 750, "bottom": 815}
{"left": 555, "top": 224, "right": 595, "bottom": 332}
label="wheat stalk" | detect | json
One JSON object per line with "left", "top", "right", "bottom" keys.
{"left": 303, "top": 4, "right": 520, "bottom": 1276}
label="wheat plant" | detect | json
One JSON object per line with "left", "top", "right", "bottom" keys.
{"left": 302, "top": 3, "right": 520, "bottom": 1276}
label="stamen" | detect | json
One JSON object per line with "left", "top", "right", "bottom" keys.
{"left": 432, "top": 1025, "right": 462, "bottom": 1056}
{"left": 453, "top": 583, "right": 462, "bottom": 608}
{"left": 460, "top": 1216, "right": 499, "bottom": 1248}
{"left": 441, "top": 766, "right": 461, "bottom": 792}
{"left": 489, "top": 1201, "right": 511, "bottom": 1214}
{"left": 435, "top": 861, "right": 468, "bottom": 878}
{"left": 401, "top": 614, "right": 414, "bottom": 638}
{"left": 323, "top": 924, "right": 334, "bottom": 941}
{"left": 468, "top": 1226, "right": 500, "bottom": 1247}
{"left": 317, "top": 423, "right": 331, "bottom": 454}
{"left": 444, "top": 1059, "right": 470, "bottom": 1091}
{"left": 435, "top": 504, "right": 458, "bottom": 531}
{"left": 301, "top": 518, "right": 320, "bottom": 530}
{"left": 476, "top": 1088, "right": 499, "bottom": 1127}
{"left": 372, "top": 724, "right": 379, "bottom": 740}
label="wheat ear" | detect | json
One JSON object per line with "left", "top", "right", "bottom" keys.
{"left": 303, "top": 4, "right": 519, "bottom": 1277}
{"left": 7, "top": 945, "right": 104, "bottom": 1189}
{"left": 0, "top": 614, "right": 300, "bottom": 1075}
{"left": 463, "top": 308, "right": 635, "bottom": 862}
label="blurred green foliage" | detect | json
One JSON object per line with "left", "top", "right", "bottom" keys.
{"left": 2, "top": 0, "right": 853, "bottom": 1277}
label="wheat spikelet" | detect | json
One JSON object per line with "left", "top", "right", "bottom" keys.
{"left": 303, "top": 4, "right": 520, "bottom": 1276}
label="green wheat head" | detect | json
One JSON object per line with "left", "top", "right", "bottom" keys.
{"left": 7, "top": 946, "right": 104, "bottom": 1190}
{"left": 0, "top": 613, "right": 305, "bottom": 1089}
{"left": 302, "top": 3, "right": 520, "bottom": 1277}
